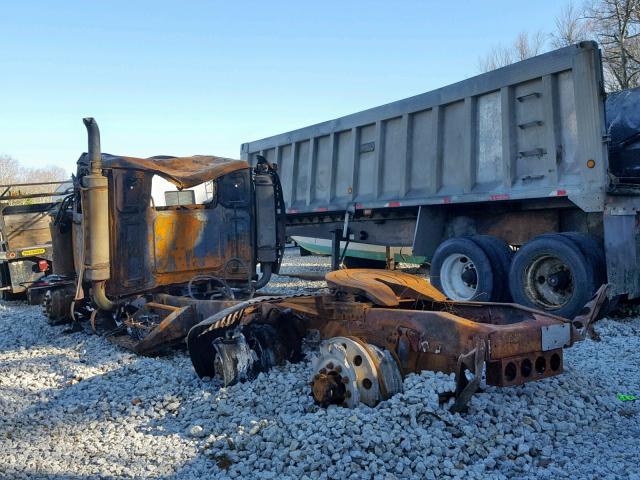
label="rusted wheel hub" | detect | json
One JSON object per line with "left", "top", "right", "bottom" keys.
{"left": 311, "top": 372, "right": 347, "bottom": 406}
{"left": 310, "top": 336, "right": 403, "bottom": 408}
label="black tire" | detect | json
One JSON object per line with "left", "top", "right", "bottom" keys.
{"left": 535, "top": 232, "right": 604, "bottom": 288}
{"left": 509, "top": 235, "right": 595, "bottom": 318}
{"left": 559, "top": 232, "right": 611, "bottom": 318}
{"left": 430, "top": 237, "right": 494, "bottom": 301}
{"left": 559, "top": 232, "right": 606, "bottom": 286}
{"left": 42, "top": 288, "right": 73, "bottom": 325}
{"left": 342, "top": 256, "right": 387, "bottom": 269}
{"left": 469, "top": 235, "right": 514, "bottom": 302}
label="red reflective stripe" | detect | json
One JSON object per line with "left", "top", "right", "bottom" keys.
{"left": 386, "top": 201, "right": 401, "bottom": 207}
{"left": 556, "top": 189, "right": 567, "bottom": 196}
{"left": 315, "top": 207, "right": 328, "bottom": 212}
{"left": 489, "top": 194, "right": 510, "bottom": 201}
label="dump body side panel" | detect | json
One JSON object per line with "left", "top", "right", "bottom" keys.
{"left": 241, "top": 42, "right": 608, "bottom": 215}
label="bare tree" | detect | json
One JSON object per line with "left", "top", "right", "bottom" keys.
{"left": 478, "top": 31, "right": 548, "bottom": 72}
{"left": 586, "top": 0, "right": 640, "bottom": 90}
{"left": 29, "top": 165, "right": 68, "bottom": 184}
{"left": 0, "top": 154, "right": 69, "bottom": 205}
{"left": 551, "top": 1, "right": 594, "bottom": 47}
{"left": 0, "top": 155, "right": 23, "bottom": 186}
{"left": 478, "top": 0, "right": 640, "bottom": 90}
{"left": 514, "top": 31, "right": 548, "bottom": 60}
{"left": 478, "top": 46, "right": 515, "bottom": 73}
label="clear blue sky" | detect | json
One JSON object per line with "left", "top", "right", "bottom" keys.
{"left": 0, "top": 0, "right": 569, "bottom": 175}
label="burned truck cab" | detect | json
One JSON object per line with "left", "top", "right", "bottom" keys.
{"left": 43, "top": 118, "right": 284, "bottom": 351}
{"left": 87, "top": 154, "right": 271, "bottom": 298}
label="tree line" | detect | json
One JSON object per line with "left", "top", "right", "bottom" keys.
{"left": 479, "top": 0, "right": 640, "bottom": 91}
{"left": 0, "top": 154, "right": 69, "bottom": 206}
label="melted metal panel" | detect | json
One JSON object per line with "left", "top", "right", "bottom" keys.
{"left": 154, "top": 209, "right": 224, "bottom": 273}
{"left": 107, "top": 167, "right": 254, "bottom": 297}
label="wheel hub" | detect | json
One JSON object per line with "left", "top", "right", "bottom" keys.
{"left": 311, "top": 372, "right": 347, "bottom": 406}
{"left": 524, "top": 254, "right": 574, "bottom": 309}
{"left": 460, "top": 266, "right": 478, "bottom": 286}
{"left": 546, "top": 269, "right": 570, "bottom": 290}
{"left": 440, "top": 253, "right": 478, "bottom": 300}
{"left": 310, "top": 336, "right": 403, "bottom": 408}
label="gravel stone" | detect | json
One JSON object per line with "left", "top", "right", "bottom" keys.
{"left": 0, "top": 249, "right": 639, "bottom": 478}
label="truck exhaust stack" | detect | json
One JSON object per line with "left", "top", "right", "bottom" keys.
{"left": 81, "top": 118, "right": 113, "bottom": 310}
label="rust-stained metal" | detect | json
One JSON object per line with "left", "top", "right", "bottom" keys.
{"left": 99, "top": 164, "right": 259, "bottom": 298}
{"left": 187, "top": 269, "right": 607, "bottom": 411}
{"left": 74, "top": 120, "right": 257, "bottom": 300}
{"left": 92, "top": 153, "right": 248, "bottom": 190}
{"left": 101, "top": 294, "right": 240, "bottom": 355}
{"left": 41, "top": 118, "right": 284, "bottom": 354}
{"left": 324, "top": 268, "right": 446, "bottom": 306}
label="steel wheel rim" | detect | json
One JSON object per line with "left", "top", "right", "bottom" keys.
{"left": 440, "top": 253, "right": 478, "bottom": 300}
{"left": 523, "top": 253, "right": 574, "bottom": 309}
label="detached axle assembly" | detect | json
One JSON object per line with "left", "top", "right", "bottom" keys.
{"left": 187, "top": 269, "right": 607, "bottom": 411}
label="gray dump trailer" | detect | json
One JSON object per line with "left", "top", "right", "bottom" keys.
{"left": 241, "top": 41, "right": 640, "bottom": 318}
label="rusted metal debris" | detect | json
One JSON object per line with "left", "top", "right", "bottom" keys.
{"left": 187, "top": 269, "right": 607, "bottom": 411}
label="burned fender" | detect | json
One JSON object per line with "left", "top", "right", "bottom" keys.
{"left": 187, "top": 298, "right": 269, "bottom": 378}
{"left": 187, "top": 296, "right": 308, "bottom": 380}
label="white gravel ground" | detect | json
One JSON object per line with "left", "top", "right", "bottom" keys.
{"left": 1, "top": 250, "right": 640, "bottom": 479}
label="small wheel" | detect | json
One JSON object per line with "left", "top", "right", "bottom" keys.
{"left": 509, "top": 235, "right": 595, "bottom": 318}
{"left": 43, "top": 288, "right": 74, "bottom": 325}
{"left": 430, "top": 237, "right": 494, "bottom": 301}
{"left": 469, "top": 235, "right": 514, "bottom": 302}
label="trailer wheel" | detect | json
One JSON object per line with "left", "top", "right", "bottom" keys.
{"left": 559, "top": 232, "right": 606, "bottom": 285}
{"left": 430, "top": 237, "right": 494, "bottom": 301}
{"left": 509, "top": 235, "right": 595, "bottom": 318}
{"left": 559, "top": 232, "right": 617, "bottom": 317}
{"left": 469, "top": 235, "right": 514, "bottom": 302}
